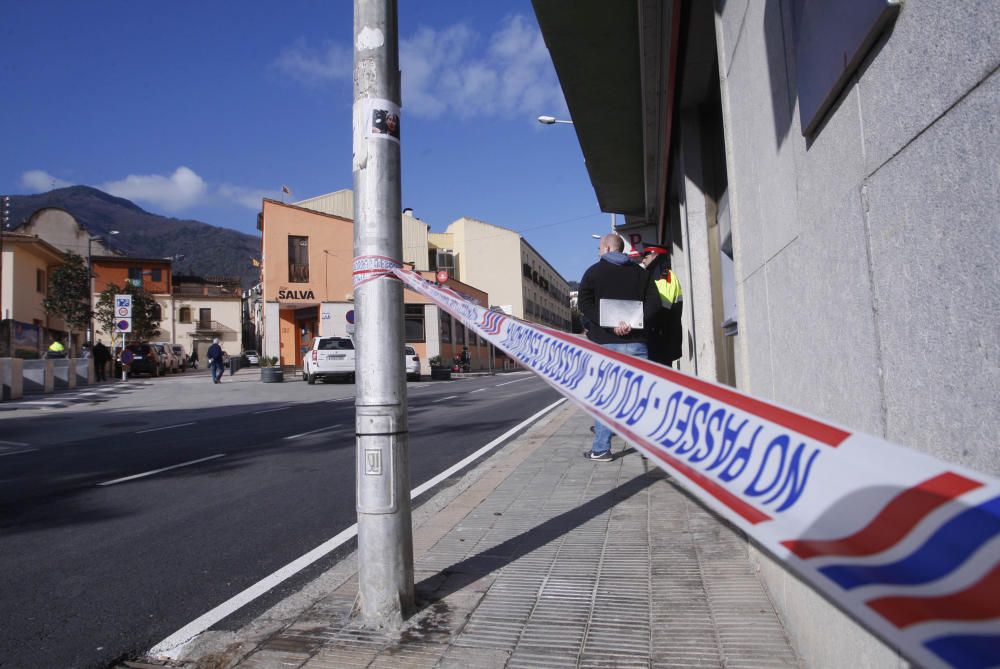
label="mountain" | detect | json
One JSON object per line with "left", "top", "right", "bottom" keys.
{"left": 5, "top": 186, "right": 261, "bottom": 288}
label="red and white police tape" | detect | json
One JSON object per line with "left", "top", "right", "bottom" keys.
{"left": 390, "top": 266, "right": 999, "bottom": 669}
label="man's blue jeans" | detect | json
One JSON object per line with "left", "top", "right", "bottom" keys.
{"left": 211, "top": 361, "right": 224, "bottom": 382}
{"left": 592, "top": 341, "right": 648, "bottom": 456}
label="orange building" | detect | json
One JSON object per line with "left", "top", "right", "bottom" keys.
{"left": 258, "top": 199, "right": 493, "bottom": 373}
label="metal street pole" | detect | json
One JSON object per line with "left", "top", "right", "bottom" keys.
{"left": 352, "top": 0, "right": 414, "bottom": 628}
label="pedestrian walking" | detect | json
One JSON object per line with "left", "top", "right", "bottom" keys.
{"left": 207, "top": 338, "right": 225, "bottom": 384}
{"left": 578, "top": 233, "right": 661, "bottom": 461}
{"left": 92, "top": 340, "right": 111, "bottom": 382}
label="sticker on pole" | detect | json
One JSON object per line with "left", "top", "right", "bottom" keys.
{"left": 115, "top": 318, "right": 131, "bottom": 333}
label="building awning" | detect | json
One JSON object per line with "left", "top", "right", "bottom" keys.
{"left": 531, "top": 0, "right": 679, "bottom": 229}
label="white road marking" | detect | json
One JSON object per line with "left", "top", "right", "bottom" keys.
{"left": 432, "top": 395, "right": 459, "bottom": 403}
{"left": 284, "top": 424, "right": 344, "bottom": 440}
{"left": 470, "top": 388, "right": 486, "bottom": 394}
{"left": 136, "top": 422, "right": 197, "bottom": 434}
{"left": 495, "top": 377, "right": 530, "bottom": 387}
{"left": 97, "top": 454, "right": 226, "bottom": 487}
{"left": 253, "top": 406, "right": 291, "bottom": 414}
{"left": 149, "top": 398, "right": 566, "bottom": 660}
{"left": 324, "top": 397, "right": 355, "bottom": 403}
{"left": 0, "top": 440, "right": 30, "bottom": 447}
{"left": 0, "top": 448, "right": 39, "bottom": 457}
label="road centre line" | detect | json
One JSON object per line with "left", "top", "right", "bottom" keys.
{"left": 136, "top": 422, "right": 197, "bottom": 434}
{"left": 97, "top": 454, "right": 226, "bottom": 487}
{"left": 432, "top": 395, "right": 459, "bottom": 403}
{"left": 495, "top": 378, "right": 530, "bottom": 387}
{"left": 0, "top": 439, "right": 30, "bottom": 447}
{"left": 285, "top": 424, "right": 344, "bottom": 440}
{"left": 253, "top": 406, "right": 291, "bottom": 414}
{"left": 149, "top": 398, "right": 567, "bottom": 660}
{"left": 470, "top": 388, "right": 486, "bottom": 393}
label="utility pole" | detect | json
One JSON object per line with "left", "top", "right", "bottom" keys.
{"left": 352, "top": 0, "right": 414, "bottom": 628}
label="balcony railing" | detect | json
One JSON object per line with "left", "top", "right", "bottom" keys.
{"left": 194, "top": 320, "right": 236, "bottom": 334}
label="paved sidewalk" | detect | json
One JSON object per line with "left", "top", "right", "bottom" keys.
{"left": 168, "top": 403, "right": 801, "bottom": 669}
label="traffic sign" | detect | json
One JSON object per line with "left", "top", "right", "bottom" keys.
{"left": 115, "top": 318, "right": 132, "bottom": 333}
{"left": 115, "top": 294, "right": 132, "bottom": 318}
{"left": 436, "top": 270, "right": 449, "bottom": 283}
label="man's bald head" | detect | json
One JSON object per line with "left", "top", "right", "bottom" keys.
{"left": 599, "top": 233, "right": 624, "bottom": 255}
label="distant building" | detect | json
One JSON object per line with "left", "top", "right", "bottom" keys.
{"left": 170, "top": 275, "right": 242, "bottom": 362}
{"left": 0, "top": 232, "right": 69, "bottom": 357}
{"left": 430, "top": 217, "right": 572, "bottom": 331}
{"left": 256, "top": 198, "right": 494, "bottom": 373}
{"left": 17, "top": 207, "right": 116, "bottom": 257}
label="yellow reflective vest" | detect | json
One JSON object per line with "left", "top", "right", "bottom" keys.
{"left": 654, "top": 270, "right": 683, "bottom": 308}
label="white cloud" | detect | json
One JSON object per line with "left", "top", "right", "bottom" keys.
{"left": 21, "top": 170, "right": 72, "bottom": 191}
{"left": 217, "top": 184, "right": 278, "bottom": 210}
{"left": 22, "top": 166, "right": 277, "bottom": 212}
{"left": 101, "top": 166, "right": 209, "bottom": 211}
{"left": 275, "top": 14, "right": 566, "bottom": 121}
{"left": 273, "top": 37, "right": 353, "bottom": 85}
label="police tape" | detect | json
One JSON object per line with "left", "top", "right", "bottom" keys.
{"left": 392, "top": 267, "right": 999, "bottom": 669}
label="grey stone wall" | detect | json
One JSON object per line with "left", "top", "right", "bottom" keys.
{"left": 713, "top": 0, "right": 998, "bottom": 667}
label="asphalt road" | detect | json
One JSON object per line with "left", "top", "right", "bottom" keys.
{"left": 0, "top": 369, "right": 559, "bottom": 669}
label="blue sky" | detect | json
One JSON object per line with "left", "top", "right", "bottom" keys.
{"left": 1, "top": 2, "right": 609, "bottom": 282}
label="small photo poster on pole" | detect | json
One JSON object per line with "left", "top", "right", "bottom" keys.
{"left": 367, "top": 98, "right": 400, "bottom": 142}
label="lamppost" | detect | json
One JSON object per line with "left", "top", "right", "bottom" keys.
{"left": 87, "top": 230, "right": 119, "bottom": 344}
{"left": 1, "top": 196, "right": 10, "bottom": 323}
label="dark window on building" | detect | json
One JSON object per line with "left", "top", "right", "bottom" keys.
{"left": 793, "top": 0, "right": 900, "bottom": 136}
{"left": 433, "top": 249, "right": 456, "bottom": 280}
{"left": 199, "top": 308, "right": 212, "bottom": 328}
{"left": 455, "top": 321, "right": 466, "bottom": 345}
{"left": 522, "top": 263, "right": 532, "bottom": 279}
{"left": 288, "top": 235, "right": 309, "bottom": 283}
{"left": 151, "top": 303, "right": 162, "bottom": 320}
{"left": 439, "top": 312, "right": 451, "bottom": 343}
{"left": 128, "top": 267, "right": 143, "bottom": 287}
{"left": 179, "top": 307, "right": 191, "bottom": 323}
{"left": 150, "top": 268, "right": 162, "bottom": 282}
{"left": 36, "top": 269, "right": 45, "bottom": 293}
{"left": 404, "top": 304, "right": 425, "bottom": 342}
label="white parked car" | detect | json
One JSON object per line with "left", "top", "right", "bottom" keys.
{"left": 243, "top": 350, "right": 260, "bottom": 366}
{"left": 171, "top": 344, "right": 190, "bottom": 370}
{"left": 405, "top": 346, "right": 420, "bottom": 381}
{"left": 151, "top": 342, "right": 180, "bottom": 374}
{"left": 303, "top": 336, "right": 356, "bottom": 384}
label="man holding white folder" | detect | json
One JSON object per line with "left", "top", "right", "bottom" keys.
{"left": 577, "top": 233, "right": 663, "bottom": 461}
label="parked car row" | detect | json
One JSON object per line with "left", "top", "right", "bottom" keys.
{"left": 114, "top": 342, "right": 191, "bottom": 378}
{"left": 301, "top": 336, "right": 422, "bottom": 384}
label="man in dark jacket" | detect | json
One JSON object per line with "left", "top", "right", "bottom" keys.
{"left": 578, "top": 233, "right": 662, "bottom": 461}
{"left": 207, "top": 338, "right": 224, "bottom": 384}
{"left": 92, "top": 340, "right": 111, "bottom": 382}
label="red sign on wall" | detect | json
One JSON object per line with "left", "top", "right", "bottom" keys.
{"left": 436, "top": 270, "right": 449, "bottom": 283}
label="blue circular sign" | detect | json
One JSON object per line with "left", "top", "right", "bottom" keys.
{"left": 346, "top": 310, "right": 355, "bottom": 324}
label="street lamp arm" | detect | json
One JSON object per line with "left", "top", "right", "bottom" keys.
{"left": 537, "top": 115, "right": 573, "bottom": 125}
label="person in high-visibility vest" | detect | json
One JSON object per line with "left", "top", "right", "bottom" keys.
{"left": 46, "top": 339, "right": 67, "bottom": 359}
{"left": 638, "top": 243, "right": 683, "bottom": 366}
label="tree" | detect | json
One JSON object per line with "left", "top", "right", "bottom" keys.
{"left": 42, "top": 251, "right": 91, "bottom": 351}
{"left": 95, "top": 282, "right": 161, "bottom": 343}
